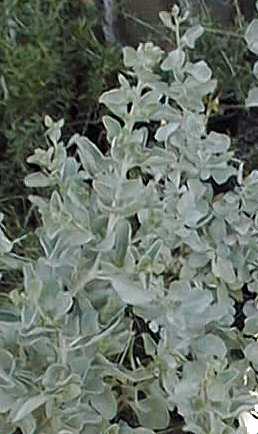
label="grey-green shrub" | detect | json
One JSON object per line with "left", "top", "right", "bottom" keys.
{"left": 1, "top": 5, "right": 258, "bottom": 434}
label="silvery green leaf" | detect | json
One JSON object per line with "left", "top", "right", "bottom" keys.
{"left": 58, "top": 381, "right": 81, "bottom": 402}
{"left": 80, "top": 303, "right": 99, "bottom": 336}
{"left": 20, "top": 301, "right": 39, "bottom": 330}
{"left": 69, "top": 313, "right": 123, "bottom": 350}
{"left": 212, "top": 256, "right": 236, "bottom": 284}
{"left": 111, "top": 276, "right": 154, "bottom": 305}
{"left": 133, "top": 126, "right": 149, "bottom": 148}
{"left": 134, "top": 396, "right": 170, "bottom": 430}
{"left": 118, "top": 73, "right": 131, "bottom": 89}
{"left": 180, "top": 228, "right": 209, "bottom": 252}
{"left": 136, "top": 42, "right": 164, "bottom": 70}
{"left": 76, "top": 136, "right": 105, "bottom": 177}
{"left": 62, "top": 156, "right": 80, "bottom": 181}
{"left": 182, "top": 25, "right": 204, "bottom": 49}
{"left": 184, "top": 112, "right": 206, "bottom": 138}
{"left": 27, "top": 147, "right": 54, "bottom": 168}
{"left": 137, "top": 240, "right": 163, "bottom": 273}
{"left": 213, "top": 166, "right": 236, "bottom": 184}
{"left": 83, "top": 368, "right": 105, "bottom": 394}
{"left": 169, "top": 77, "right": 216, "bottom": 112}
{"left": 0, "top": 389, "right": 14, "bottom": 413}
{"left": 244, "top": 342, "right": 258, "bottom": 369}
{"left": 24, "top": 172, "right": 52, "bottom": 188}
{"left": 234, "top": 214, "right": 251, "bottom": 236}
{"left": 0, "top": 228, "right": 12, "bottom": 254}
{"left": 0, "top": 348, "right": 15, "bottom": 373}
{"left": 99, "top": 88, "right": 129, "bottom": 118}
{"left": 114, "top": 220, "right": 131, "bottom": 267}
{"left": 161, "top": 48, "right": 186, "bottom": 71}
{"left": 90, "top": 387, "right": 117, "bottom": 420}
{"left": 74, "top": 404, "right": 102, "bottom": 426}
{"left": 42, "top": 363, "right": 70, "bottom": 389}
{"left": 180, "top": 289, "right": 213, "bottom": 317}
{"left": 207, "top": 381, "right": 227, "bottom": 402}
{"left": 44, "top": 114, "right": 53, "bottom": 128}
{"left": 123, "top": 47, "right": 138, "bottom": 67}
{"left": 185, "top": 60, "right": 212, "bottom": 83}
{"left": 159, "top": 11, "right": 173, "bottom": 29}
{"left": 155, "top": 121, "right": 181, "bottom": 142}
{"left": 209, "top": 218, "right": 227, "bottom": 242}
{"left": 243, "top": 301, "right": 257, "bottom": 318}
{"left": 103, "top": 115, "right": 122, "bottom": 143}
{"left": 63, "top": 228, "right": 93, "bottom": 246}
{"left": 93, "top": 179, "right": 115, "bottom": 206}
{"left": 12, "top": 394, "right": 48, "bottom": 422}
{"left": 70, "top": 257, "right": 99, "bottom": 292}
{"left": 50, "top": 141, "right": 66, "bottom": 173}
{"left": 246, "top": 87, "right": 258, "bottom": 108}
{"left": 193, "top": 334, "right": 227, "bottom": 360}
{"left": 188, "top": 252, "right": 209, "bottom": 268}
{"left": 69, "top": 356, "right": 91, "bottom": 378}
{"left": 94, "top": 232, "right": 116, "bottom": 253}
{"left": 219, "top": 369, "right": 239, "bottom": 386}
{"left": 253, "top": 61, "right": 258, "bottom": 80}
{"left": 49, "top": 190, "right": 62, "bottom": 216}
{"left": 177, "top": 190, "right": 208, "bottom": 227}
{"left": 205, "top": 131, "right": 231, "bottom": 153}
{"left": 245, "top": 19, "right": 258, "bottom": 55}
{"left": 28, "top": 194, "right": 48, "bottom": 215}
{"left": 54, "top": 291, "right": 74, "bottom": 318}
{"left": 173, "top": 361, "right": 205, "bottom": 400}
{"left": 23, "top": 263, "right": 42, "bottom": 303}
{"left": 244, "top": 314, "right": 258, "bottom": 335}
{"left": 46, "top": 118, "right": 64, "bottom": 145}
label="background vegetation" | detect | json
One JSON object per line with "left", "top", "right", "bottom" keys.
{"left": 0, "top": 0, "right": 121, "bottom": 249}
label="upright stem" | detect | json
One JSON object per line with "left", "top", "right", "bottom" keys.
{"left": 175, "top": 17, "right": 181, "bottom": 48}
{"left": 234, "top": 0, "right": 244, "bottom": 30}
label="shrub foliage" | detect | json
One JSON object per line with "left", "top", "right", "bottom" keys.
{"left": 2, "top": 5, "right": 258, "bottom": 434}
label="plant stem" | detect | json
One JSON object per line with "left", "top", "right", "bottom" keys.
{"left": 233, "top": 0, "right": 244, "bottom": 30}
{"left": 122, "top": 11, "right": 172, "bottom": 43}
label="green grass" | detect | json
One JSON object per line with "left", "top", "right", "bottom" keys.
{"left": 0, "top": 0, "right": 122, "bottom": 245}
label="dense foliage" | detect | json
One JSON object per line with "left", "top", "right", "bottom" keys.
{"left": 0, "top": 0, "right": 253, "bottom": 252}
{"left": 2, "top": 4, "right": 258, "bottom": 434}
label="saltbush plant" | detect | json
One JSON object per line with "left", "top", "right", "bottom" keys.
{"left": 2, "top": 4, "right": 258, "bottom": 434}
